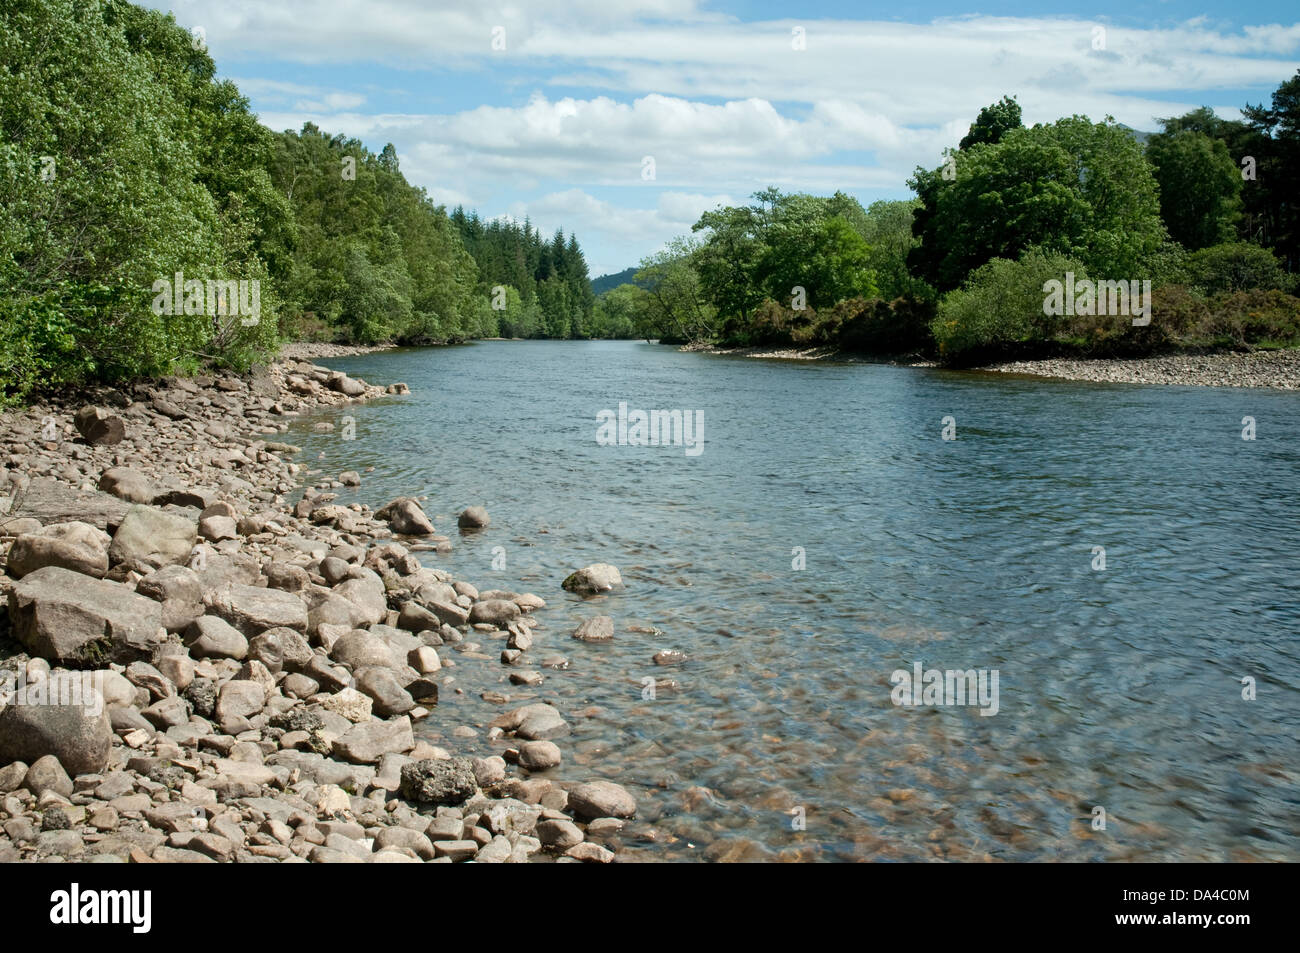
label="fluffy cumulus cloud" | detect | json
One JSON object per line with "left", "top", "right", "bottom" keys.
{"left": 143, "top": 0, "right": 1300, "bottom": 273}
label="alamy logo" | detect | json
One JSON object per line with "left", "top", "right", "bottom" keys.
{"left": 151, "top": 271, "right": 260, "bottom": 326}
{"left": 50, "top": 884, "right": 151, "bottom": 933}
{"left": 596, "top": 401, "right": 704, "bottom": 456}
{"left": 1042, "top": 272, "right": 1151, "bottom": 326}
{"left": 0, "top": 671, "right": 103, "bottom": 718}
{"left": 890, "top": 662, "right": 1000, "bottom": 716}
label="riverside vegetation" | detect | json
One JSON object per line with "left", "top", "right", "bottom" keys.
{"left": 0, "top": 0, "right": 614, "bottom": 408}
{"left": 597, "top": 84, "right": 1300, "bottom": 367}
{"left": 0, "top": 362, "right": 645, "bottom": 863}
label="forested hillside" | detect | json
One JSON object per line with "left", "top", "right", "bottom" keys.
{"left": 0, "top": 0, "right": 598, "bottom": 403}
{"left": 604, "top": 83, "right": 1300, "bottom": 362}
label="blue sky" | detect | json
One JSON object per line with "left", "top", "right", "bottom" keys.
{"left": 144, "top": 1, "right": 1299, "bottom": 276}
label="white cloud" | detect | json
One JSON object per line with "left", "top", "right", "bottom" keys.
{"left": 144, "top": 2, "right": 1300, "bottom": 270}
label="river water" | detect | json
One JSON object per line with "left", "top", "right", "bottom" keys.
{"left": 288, "top": 340, "right": 1300, "bottom": 862}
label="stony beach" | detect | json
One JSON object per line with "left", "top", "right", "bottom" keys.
{"left": 978, "top": 350, "right": 1300, "bottom": 389}
{"left": 0, "top": 361, "right": 638, "bottom": 864}
{"left": 694, "top": 342, "right": 1300, "bottom": 389}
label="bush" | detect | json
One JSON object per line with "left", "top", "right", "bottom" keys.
{"left": 835, "top": 297, "right": 936, "bottom": 354}
{"left": 1186, "top": 242, "right": 1292, "bottom": 295}
{"left": 932, "top": 247, "right": 1089, "bottom": 363}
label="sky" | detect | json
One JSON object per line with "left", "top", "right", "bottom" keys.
{"left": 142, "top": 1, "right": 1300, "bottom": 278}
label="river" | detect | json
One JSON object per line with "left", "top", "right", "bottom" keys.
{"left": 287, "top": 339, "right": 1300, "bottom": 861}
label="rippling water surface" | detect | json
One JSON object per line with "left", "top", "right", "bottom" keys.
{"left": 290, "top": 340, "right": 1300, "bottom": 862}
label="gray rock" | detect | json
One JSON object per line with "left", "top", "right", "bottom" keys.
{"left": 7, "top": 521, "right": 110, "bottom": 579}
{"left": 141, "top": 696, "right": 190, "bottom": 729}
{"left": 8, "top": 566, "right": 164, "bottom": 664}
{"left": 457, "top": 506, "right": 490, "bottom": 529}
{"left": 567, "top": 780, "right": 637, "bottom": 819}
{"left": 24, "top": 754, "right": 74, "bottom": 799}
{"left": 185, "top": 615, "right": 249, "bottom": 660}
{"left": 0, "top": 673, "right": 112, "bottom": 775}
{"left": 263, "top": 563, "right": 310, "bottom": 593}
{"left": 0, "top": 761, "right": 29, "bottom": 793}
{"left": 375, "top": 497, "right": 435, "bottom": 536}
{"left": 572, "top": 615, "right": 615, "bottom": 642}
{"left": 331, "top": 630, "right": 399, "bottom": 670}
{"left": 398, "top": 757, "right": 477, "bottom": 805}
{"left": 536, "top": 818, "right": 585, "bottom": 851}
{"left": 468, "top": 599, "right": 520, "bottom": 627}
{"left": 74, "top": 406, "right": 125, "bottom": 445}
{"left": 493, "top": 703, "right": 570, "bottom": 741}
{"left": 331, "top": 716, "right": 414, "bottom": 764}
{"left": 108, "top": 504, "right": 197, "bottom": 569}
{"left": 97, "top": 468, "right": 160, "bottom": 504}
{"left": 516, "top": 740, "right": 562, "bottom": 771}
{"left": 373, "top": 826, "right": 435, "bottom": 859}
{"left": 206, "top": 583, "right": 308, "bottom": 636}
{"left": 355, "top": 668, "right": 415, "bottom": 717}
{"left": 215, "top": 681, "right": 265, "bottom": 723}
{"left": 561, "top": 563, "right": 624, "bottom": 595}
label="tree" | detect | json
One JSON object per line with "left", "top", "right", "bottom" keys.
{"left": 959, "top": 95, "right": 1023, "bottom": 150}
{"left": 1146, "top": 131, "right": 1242, "bottom": 249}
{"left": 690, "top": 204, "right": 766, "bottom": 323}
{"left": 635, "top": 238, "right": 717, "bottom": 342}
{"left": 909, "top": 117, "right": 1166, "bottom": 291}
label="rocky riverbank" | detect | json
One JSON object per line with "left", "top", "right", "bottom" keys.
{"left": 0, "top": 361, "right": 637, "bottom": 863}
{"left": 278, "top": 342, "right": 397, "bottom": 361}
{"left": 977, "top": 349, "right": 1300, "bottom": 389}
{"left": 690, "top": 341, "right": 1300, "bottom": 388}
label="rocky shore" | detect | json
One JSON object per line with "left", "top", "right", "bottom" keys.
{"left": 691, "top": 341, "right": 1300, "bottom": 388}
{"left": 978, "top": 349, "right": 1300, "bottom": 389}
{"left": 0, "top": 361, "right": 637, "bottom": 863}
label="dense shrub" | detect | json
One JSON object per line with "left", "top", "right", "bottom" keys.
{"left": 1185, "top": 242, "right": 1293, "bottom": 295}
{"left": 932, "top": 248, "right": 1089, "bottom": 362}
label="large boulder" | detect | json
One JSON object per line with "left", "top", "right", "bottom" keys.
{"left": 331, "top": 716, "right": 414, "bottom": 764}
{"left": 185, "top": 615, "right": 249, "bottom": 661}
{"left": 206, "top": 584, "right": 308, "bottom": 636}
{"left": 0, "top": 672, "right": 113, "bottom": 775}
{"left": 333, "top": 571, "right": 388, "bottom": 626}
{"left": 354, "top": 667, "right": 415, "bottom": 717}
{"left": 331, "top": 630, "right": 400, "bottom": 671}
{"left": 468, "top": 599, "right": 520, "bottom": 627}
{"left": 97, "top": 468, "right": 161, "bottom": 505}
{"left": 399, "top": 757, "right": 477, "bottom": 805}
{"left": 6, "top": 478, "right": 130, "bottom": 532}
{"left": 375, "top": 498, "right": 435, "bottom": 536}
{"left": 567, "top": 780, "right": 637, "bottom": 820}
{"left": 6, "top": 521, "right": 110, "bottom": 579}
{"left": 561, "top": 563, "right": 624, "bottom": 595}
{"left": 108, "top": 505, "right": 197, "bottom": 569}
{"left": 73, "top": 406, "right": 125, "bottom": 446}
{"left": 7, "top": 566, "right": 163, "bottom": 663}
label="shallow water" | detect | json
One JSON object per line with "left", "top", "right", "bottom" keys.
{"left": 289, "top": 340, "right": 1300, "bottom": 861}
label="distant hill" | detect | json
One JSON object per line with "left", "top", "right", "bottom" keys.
{"left": 591, "top": 267, "right": 641, "bottom": 295}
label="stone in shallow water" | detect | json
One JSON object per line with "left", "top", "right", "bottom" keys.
{"left": 561, "top": 563, "right": 623, "bottom": 595}
{"left": 571, "top": 615, "right": 615, "bottom": 643}
{"left": 567, "top": 780, "right": 637, "bottom": 820}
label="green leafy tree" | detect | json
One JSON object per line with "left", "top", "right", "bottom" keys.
{"left": 959, "top": 95, "right": 1023, "bottom": 150}
{"left": 909, "top": 117, "right": 1166, "bottom": 291}
{"left": 1146, "top": 131, "right": 1242, "bottom": 249}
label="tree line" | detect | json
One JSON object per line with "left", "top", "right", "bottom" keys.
{"left": 0, "top": 0, "right": 598, "bottom": 403}
{"left": 601, "top": 75, "right": 1300, "bottom": 363}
